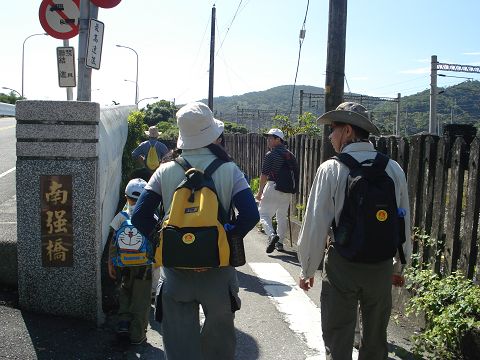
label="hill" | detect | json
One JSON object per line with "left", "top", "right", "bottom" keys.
{"left": 202, "top": 81, "right": 480, "bottom": 135}
{"left": 202, "top": 85, "right": 324, "bottom": 120}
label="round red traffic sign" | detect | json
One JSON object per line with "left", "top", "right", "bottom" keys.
{"left": 39, "top": 0, "right": 80, "bottom": 40}
{"left": 90, "top": 0, "right": 122, "bottom": 9}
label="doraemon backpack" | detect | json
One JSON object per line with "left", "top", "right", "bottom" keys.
{"left": 112, "top": 211, "right": 154, "bottom": 267}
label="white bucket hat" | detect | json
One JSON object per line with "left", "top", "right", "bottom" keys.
{"left": 176, "top": 102, "right": 224, "bottom": 150}
{"left": 145, "top": 126, "right": 161, "bottom": 138}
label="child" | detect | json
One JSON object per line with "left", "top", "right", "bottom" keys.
{"left": 107, "top": 178, "right": 151, "bottom": 345}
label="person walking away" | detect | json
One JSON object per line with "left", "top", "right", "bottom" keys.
{"left": 256, "top": 128, "right": 299, "bottom": 253}
{"left": 132, "top": 126, "right": 169, "bottom": 176}
{"left": 131, "top": 102, "right": 259, "bottom": 360}
{"left": 107, "top": 178, "right": 151, "bottom": 345}
{"left": 297, "top": 102, "right": 412, "bottom": 360}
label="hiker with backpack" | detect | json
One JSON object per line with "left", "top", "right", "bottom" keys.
{"left": 255, "top": 128, "right": 299, "bottom": 253}
{"left": 131, "top": 126, "right": 169, "bottom": 176}
{"left": 131, "top": 102, "right": 259, "bottom": 360}
{"left": 107, "top": 178, "right": 152, "bottom": 345}
{"left": 297, "top": 102, "right": 412, "bottom": 360}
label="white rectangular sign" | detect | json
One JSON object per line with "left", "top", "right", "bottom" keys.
{"left": 85, "top": 19, "right": 104, "bottom": 70}
{"left": 56, "top": 46, "right": 76, "bottom": 88}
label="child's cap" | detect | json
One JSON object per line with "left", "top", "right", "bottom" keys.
{"left": 125, "top": 178, "right": 147, "bottom": 199}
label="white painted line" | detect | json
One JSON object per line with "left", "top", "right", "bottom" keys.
{"left": 249, "top": 262, "right": 358, "bottom": 360}
{"left": 0, "top": 167, "right": 15, "bottom": 179}
{"left": 0, "top": 125, "right": 15, "bottom": 131}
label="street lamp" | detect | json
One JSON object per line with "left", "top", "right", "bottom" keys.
{"left": 2, "top": 87, "right": 22, "bottom": 98}
{"left": 116, "top": 44, "right": 139, "bottom": 104}
{"left": 22, "top": 33, "right": 48, "bottom": 98}
{"left": 136, "top": 96, "right": 158, "bottom": 107}
{"left": 123, "top": 79, "right": 139, "bottom": 103}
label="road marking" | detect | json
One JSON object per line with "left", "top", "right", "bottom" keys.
{"left": 0, "top": 125, "right": 15, "bottom": 131}
{"left": 249, "top": 262, "right": 358, "bottom": 360}
{"left": 0, "top": 222, "right": 16, "bottom": 225}
{"left": 0, "top": 167, "right": 16, "bottom": 179}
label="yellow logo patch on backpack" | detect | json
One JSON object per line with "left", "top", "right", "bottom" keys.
{"left": 157, "top": 157, "right": 230, "bottom": 269}
{"left": 145, "top": 141, "right": 160, "bottom": 171}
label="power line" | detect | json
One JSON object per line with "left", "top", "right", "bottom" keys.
{"left": 216, "top": 0, "right": 245, "bottom": 57}
{"left": 288, "top": 0, "right": 310, "bottom": 118}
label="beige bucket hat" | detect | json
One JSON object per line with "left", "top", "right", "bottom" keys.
{"left": 145, "top": 126, "right": 162, "bottom": 138}
{"left": 317, "top": 102, "right": 380, "bottom": 136}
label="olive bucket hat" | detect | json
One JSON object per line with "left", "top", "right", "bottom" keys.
{"left": 317, "top": 102, "right": 380, "bottom": 136}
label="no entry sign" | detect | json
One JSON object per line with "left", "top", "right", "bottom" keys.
{"left": 39, "top": 0, "right": 80, "bottom": 40}
{"left": 90, "top": 0, "right": 122, "bottom": 9}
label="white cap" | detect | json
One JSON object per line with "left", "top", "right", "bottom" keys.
{"left": 125, "top": 178, "right": 147, "bottom": 199}
{"left": 263, "top": 128, "right": 285, "bottom": 141}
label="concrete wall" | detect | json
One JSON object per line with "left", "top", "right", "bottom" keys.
{"left": 0, "top": 102, "right": 15, "bottom": 116}
{"left": 98, "top": 106, "right": 130, "bottom": 249}
{"left": 13, "top": 100, "right": 131, "bottom": 324}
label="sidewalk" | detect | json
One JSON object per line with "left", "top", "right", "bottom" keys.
{"left": 0, "top": 286, "right": 164, "bottom": 360}
{"left": 0, "top": 227, "right": 421, "bottom": 360}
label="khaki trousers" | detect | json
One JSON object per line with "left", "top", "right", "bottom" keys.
{"left": 321, "top": 246, "right": 393, "bottom": 360}
{"left": 118, "top": 266, "right": 152, "bottom": 342}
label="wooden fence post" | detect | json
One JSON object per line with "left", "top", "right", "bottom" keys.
{"left": 429, "top": 137, "right": 450, "bottom": 273}
{"left": 444, "top": 137, "right": 467, "bottom": 275}
{"left": 459, "top": 137, "right": 480, "bottom": 278}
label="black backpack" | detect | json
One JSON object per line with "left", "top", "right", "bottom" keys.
{"left": 274, "top": 149, "right": 299, "bottom": 194}
{"left": 332, "top": 152, "right": 406, "bottom": 264}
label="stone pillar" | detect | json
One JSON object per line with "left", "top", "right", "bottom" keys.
{"left": 16, "top": 100, "right": 104, "bottom": 324}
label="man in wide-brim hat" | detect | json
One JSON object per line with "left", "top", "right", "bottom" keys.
{"left": 131, "top": 126, "right": 169, "bottom": 172}
{"left": 296, "top": 102, "right": 412, "bottom": 359}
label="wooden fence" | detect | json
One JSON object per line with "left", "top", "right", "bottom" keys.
{"left": 224, "top": 133, "right": 480, "bottom": 282}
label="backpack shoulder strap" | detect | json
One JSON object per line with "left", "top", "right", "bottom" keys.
{"left": 373, "top": 152, "right": 389, "bottom": 171}
{"left": 120, "top": 210, "right": 130, "bottom": 219}
{"left": 175, "top": 156, "right": 193, "bottom": 172}
{"left": 332, "top": 152, "right": 360, "bottom": 170}
{"left": 204, "top": 158, "right": 227, "bottom": 178}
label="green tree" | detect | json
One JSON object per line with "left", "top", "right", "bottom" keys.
{"left": 0, "top": 91, "right": 21, "bottom": 104}
{"left": 224, "top": 121, "right": 248, "bottom": 134}
{"left": 271, "top": 112, "right": 322, "bottom": 137}
{"left": 122, "top": 110, "right": 147, "bottom": 189}
{"left": 142, "top": 100, "right": 177, "bottom": 126}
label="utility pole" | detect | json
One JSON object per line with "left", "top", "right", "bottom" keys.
{"left": 321, "top": 0, "right": 347, "bottom": 162}
{"left": 395, "top": 93, "right": 401, "bottom": 136}
{"left": 429, "top": 55, "right": 438, "bottom": 134}
{"left": 77, "top": 0, "right": 98, "bottom": 101}
{"left": 208, "top": 5, "right": 216, "bottom": 111}
{"left": 299, "top": 90, "right": 304, "bottom": 115}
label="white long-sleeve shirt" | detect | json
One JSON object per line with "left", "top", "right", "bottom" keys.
{"left": 297, "top": 141, "right": 412, "bottom": 279}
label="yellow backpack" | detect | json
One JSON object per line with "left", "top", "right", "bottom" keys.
{"left": 145, "top": 141, "right": 160, "bottom": 171}
{"left": 156, "top": 157, "right": 230, "bottom": 269}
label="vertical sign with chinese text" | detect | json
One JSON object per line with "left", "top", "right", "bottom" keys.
{"left": 85, "top": 19, "right": 104, "bottom": 70}
{"left": 56, "top": 47, "right": 76, "bottom": 87}
{"left": 41, "top": 175, "right": 73, "bottom": 267}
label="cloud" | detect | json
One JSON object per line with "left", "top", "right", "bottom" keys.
{"left": 400, "top": 67, "right": 430, "bottom": 74}
{"left": 463, "top": 52, "right": 480, "bottom": 56}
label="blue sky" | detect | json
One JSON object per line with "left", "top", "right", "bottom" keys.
{"left": 1, "top": 0, "right": 479, "bottom": 107}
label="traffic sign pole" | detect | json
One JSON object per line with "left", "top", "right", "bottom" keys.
{"left": 63, "top": 39, "right": 74, "bottom": 100}
{"left": 77, "top": 0, "right": 98, "bottom": 101}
